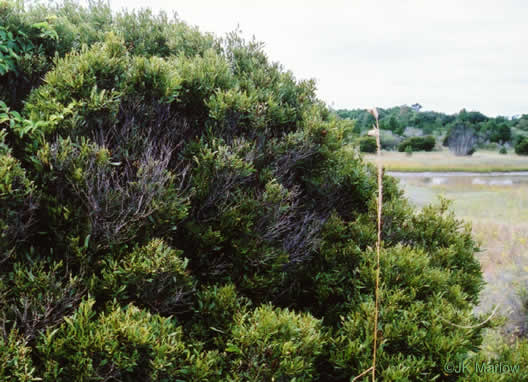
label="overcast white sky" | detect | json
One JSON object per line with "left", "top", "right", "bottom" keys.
{"left": 110, "top": 0, "right": 528, "bottom": 117}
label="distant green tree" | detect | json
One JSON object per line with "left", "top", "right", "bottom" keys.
{"left": 481, "top": 119, "right": 497, "bottom": 138}
{"left": 388, "top": 115, "right": 399, "bottom": 132}
{"left": 515, "top": 137, "right": 528, "bottom": 155}
{"left": 515, "top": 115, "right": 528, "bottom": 131}
{"left": 457, "top": 109, "right": 488, "bottom": 124}
{"left": 497, "top": 123, "right": 512, "bottom": 143}
{"left": 485, "top": 120, "right": 511, "bottom": 144}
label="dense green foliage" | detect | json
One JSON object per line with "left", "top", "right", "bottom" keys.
{"left": 0, "top": 1, "right": 494, "bottom": 380}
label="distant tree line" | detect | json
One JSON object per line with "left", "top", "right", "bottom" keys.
{"left": 336, "top": 105, "right": 528, "bottom": 155}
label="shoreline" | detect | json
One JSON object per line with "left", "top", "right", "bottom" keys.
{"left": 388, "top": 170, "right": 528, "bottom": 176}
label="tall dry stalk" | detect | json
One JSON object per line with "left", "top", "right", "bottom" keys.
{"left": 353, "top": 108, "right": 383, "bottom": 382}
{"left": 352, "top": 109, "right": 498, "bottom": 381}
{"left": 370, "top": 108, "right": 383, "bottom": 382}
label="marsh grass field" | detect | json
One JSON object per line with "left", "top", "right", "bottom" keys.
{"left": 363, "top": 149, "right": 528, "bottom": 172}
{"left": 393, "top": 171, "right": 528, "bottom": 344}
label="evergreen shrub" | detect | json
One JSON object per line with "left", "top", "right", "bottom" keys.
{"left": 0, "top": 1, "right": 488, "bottom": 380}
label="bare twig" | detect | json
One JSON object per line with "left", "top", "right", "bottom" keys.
{"left": 438, "top": 303, "right": 500, "bottom": 329}
{"left": 352, "top": 366, "right": 374, "bottom": 382}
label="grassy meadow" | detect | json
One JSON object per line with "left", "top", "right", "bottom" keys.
{"left": 363, "top": 149, "right": 528, "bottom": 172}
{"left": 394, "top": 172, "right": 528, "bottom": 340}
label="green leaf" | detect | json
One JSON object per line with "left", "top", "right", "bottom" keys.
{"left": 31, "top": 22, "right": 50, "bottom": 29}
{"left": 84, "top": 234, "right": 91, "bottom": 249}
{"left": 10, "top": 110, "right": 21, "bottom": 120}
{"left": 225, "top": 344, "right": 241, "bottom": 354}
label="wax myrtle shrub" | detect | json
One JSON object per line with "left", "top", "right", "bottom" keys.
{"left": 22, "top": 34, "right": 232, "bottom": 146}
{"left": 26, "top": 0, "right": 113, "bottom": 55}
{"left": 23, "top": 33, "right": 128, "bottom": 140}
{"left": 176, "top": 135, "right": 322, "bottom": 301}
{"left": 189, "top": 283, "right": 252, "bottom": 349}
{"left": 209, "top": 30, "right": 318, "bottom": 141}
{"left": 109, "top": 6, "right": 218, "bottom": 58}
{"left": 0, "top": 2, "right": 490, "bottom": 380}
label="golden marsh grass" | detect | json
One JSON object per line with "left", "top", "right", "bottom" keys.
{"left": 362, "top": 149, "right": 528, "bottom": 172}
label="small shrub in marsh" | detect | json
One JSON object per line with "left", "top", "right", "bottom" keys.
{"left": 358, "top": 136, "right": 377, "bottom": 153}
{"left": 398, "top": 135, "right": 436, "bottom": 152}
{"left": 515, "top": 137, "right": 528, "bottom": 155}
